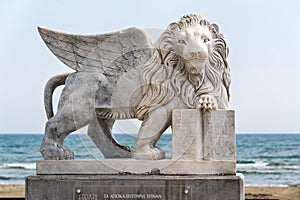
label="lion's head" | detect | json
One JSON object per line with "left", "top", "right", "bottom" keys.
{"left": 137, "top": 14, "right": 230, "bottom": 120}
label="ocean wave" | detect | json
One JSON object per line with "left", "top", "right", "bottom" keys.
{"left": 236, "top": 160, "right": 255, "bottom": 164}
{"left": 0, "top": 176, "right": 11, "bottom": 180}
{"left": 237, "top": 161, "right": 300, "bottom": 171}
{"left": 237, "top": 170, "right": 282, "bottom": 175}
{"left": 237, "top": 161, "right": 268, "bottom": 169}
{"left": 1, "top": 163, "right": 36, "bottom": 170}
{"left": 267, "top": 163, "right": 300, "bottom": 167}
{"left": 0, "top": 176, "right": 28, "bottom": 181}
{"left": 254, "top": 155, "right": 300, "bottom": 159}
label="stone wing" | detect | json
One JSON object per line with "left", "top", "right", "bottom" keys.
{"left": 38, "top": 26, "right": 153, "bottom": 76}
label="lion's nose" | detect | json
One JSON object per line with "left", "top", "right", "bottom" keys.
{"left": 189, "top": 51, "right": 203, "bottom": 58}
{"left": 190, "top": 43, "right": 209, "bottom": 59}
{"left": 188, "top": 41, "right": 207, "bottom": 59}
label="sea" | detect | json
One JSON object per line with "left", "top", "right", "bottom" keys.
{"left": 0, "top": 133, "right": 299, "bottom": 186}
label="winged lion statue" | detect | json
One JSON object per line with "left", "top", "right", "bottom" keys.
{"left": 39, "top": 14, "right": 230, "bottom": 160}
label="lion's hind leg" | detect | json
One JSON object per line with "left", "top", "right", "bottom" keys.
{"left": 41, "top": 105, "right": 95, "bottom": 160}
{"left": 40, "top": 73, "right": 97, "bottom": 160}
{"left": 41, "top": 116, "right": 76, "bottom": 160}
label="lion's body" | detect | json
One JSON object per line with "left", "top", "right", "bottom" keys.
{"left": 40, "top": 14, "right": 230, "bottom": 160}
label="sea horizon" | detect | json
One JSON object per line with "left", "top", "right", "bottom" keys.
{"left": 0, "top": 133, "right": 299, "bottom": 186}
{"left": 1, "top": 132, "right": 300, "bottom": 135}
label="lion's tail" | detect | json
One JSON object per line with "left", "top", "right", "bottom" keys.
{"left": 44, "top": 73, "right": 73, "bottom": 119}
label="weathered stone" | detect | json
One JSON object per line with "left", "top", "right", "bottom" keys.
{"left": 26, "top": 174, "right": 244, "bottom": 200}
{"left": 172, "top": 109, "right": 235, "bottom": 161}
{"left": 39, "top": 14, "right": 231, "bottom": 160}
{"left": 28, "top": 13, "right": 244, "bottom": 200}
{"left": 202, "top": 110, "right": 236, "bottom": 160}
{"left": 36, "top": 159, "right": 236, "bottom": 175}
{"left": 172, "top": 109, "right": 202, "bottom": 160}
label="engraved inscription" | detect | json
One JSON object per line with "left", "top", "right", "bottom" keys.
{"left": 78, "top": 193, "right": 98, "bottom": 200}
{"left": 103, "top": 193, "right": 162, "bottom": 199}
{"left": 74, "top": 186, "right": 191, "bottom": 200}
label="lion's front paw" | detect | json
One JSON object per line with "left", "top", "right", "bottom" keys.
{"left": 197, "top": 95, "right": 218, "bottom": 112}
{"left": 133, "top": 147, "right": 165, "bottom": 160}
{"left": 40, "top": 143, "right": 74, "bottom": 160}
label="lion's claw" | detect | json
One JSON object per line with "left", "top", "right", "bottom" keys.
{"left": 197, "top": 95, "right": 217, "bottom": 112}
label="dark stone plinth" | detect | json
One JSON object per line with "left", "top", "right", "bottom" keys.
{"left": 26, "top": 174, "right": 244, "bottom": 200}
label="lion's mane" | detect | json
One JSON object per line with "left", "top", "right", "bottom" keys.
{"left": 136, "top": 14, "right": 230, "bottom": 120}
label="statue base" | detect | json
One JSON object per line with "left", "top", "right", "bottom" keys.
{"left": 29, "top": 109, "right": 241, "bottom": 199}
{"left": 26, "top": 174, "right": 244, "bottom": 200}
{"left": 36, "top": 159, "right": 235, "bottom": 175}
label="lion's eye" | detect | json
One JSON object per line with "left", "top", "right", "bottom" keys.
{"left": 178, "top": 40, "right": 186, "bottom": 45}
{"left": 203, "top": 38, "right": 210, "bottom": 43}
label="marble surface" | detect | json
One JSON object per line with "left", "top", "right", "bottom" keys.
{"left": 172, "top": 109, "right": 203, "bottom": 160}
{"left": 39, "top": 14, "right": 231, "bottom": 160}
{"left": 202, "top": 110, "right": 236, "bottom": 160}
{"left": 36, "top": 159, "right": 236, "bottom": 175}
{"left": 172, "top": 109, "right": 235, "bottom": 161}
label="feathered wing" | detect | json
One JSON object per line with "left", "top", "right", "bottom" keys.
{"left": 38, "top": 26, "right": 153, "bottom": 76}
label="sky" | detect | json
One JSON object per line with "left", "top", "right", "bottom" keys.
{"left": 0, "top": 0, "right": 299, "bottom": 134}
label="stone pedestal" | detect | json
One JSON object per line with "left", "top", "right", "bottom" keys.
{"left": 36, "top": 159, "right": 235, "bottom": 175}
{"left": 27, "top": 110, "right": 243, "bottom": 199}
{"left": 26, "top": 174, "right": 244, "bottom": 200}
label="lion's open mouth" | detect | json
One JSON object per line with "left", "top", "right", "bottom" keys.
{"left": 188, "top": 58, "right": 207, "bottom": 62}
